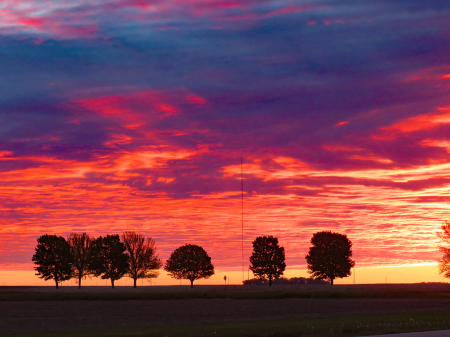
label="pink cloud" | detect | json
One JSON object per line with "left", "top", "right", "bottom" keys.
{"left": 17, "top": 17, "right": 43, "bottom": 26}
{"left": 188, "top": 95, "right": 207, "bottom": 104}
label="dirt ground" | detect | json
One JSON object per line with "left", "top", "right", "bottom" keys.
{"left": 2, "top": 297, "right": 450, "bottom": 334}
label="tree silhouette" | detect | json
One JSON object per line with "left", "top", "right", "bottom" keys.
{"left": 90, "top": 235, "right": 129, "bottom": 288}
{"left": 164, "top": 244, "right": 215, "bottom": 288}
{"left": 249, "top": 236, "right": 286, "bottom": 286}
{"left": 437, "top": 221, "right": 450, "bottom": 279}
{"left": 32, "top": 234, "right": 73, "bottom": 289}
{"left": 305, "top": 231, "right": 355, "bottom": 285}
{"left": 121, "top": 231, "right": 162, "bottom": 288}
{"left": 67, "top": 232, "right": 94, "bottom": 289}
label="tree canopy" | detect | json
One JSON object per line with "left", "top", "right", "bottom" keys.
{"left": 305, "top": 231, "right": 355, "bottom": 285}
{"left": 164, "top": 244, "right": 215, "bottom": 287}
{"left": 121, "top": 231, "right": 162, "bottom": 288}
{"left": 249, "top": 236, "right": 286, "bottom": 286}
{"left": 437, "top": 221, "right": 450, "bottom": 279}
{"left": 67, "top": 232, "right": 94, "bottom": 289}
{"left": 32, "top": 234, "right": 73, "bottom": 289}
{"left": 90, "top": 234, "right": 129, "bottom": 288}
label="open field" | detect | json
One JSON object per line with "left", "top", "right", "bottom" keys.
{"left": 3, "top": 283, "right": 450, "bottom": 293}
{"left": 2, "top": 311, "right": 450, "bottom": 337}
{"left": 2, "top": 297, "right": 450, "bottom": 334}
{"left": 1, "top": 284, "right": 450, "bottom": 336}
{"left": 1, "top": 283, "right": 450, "bottom": 301}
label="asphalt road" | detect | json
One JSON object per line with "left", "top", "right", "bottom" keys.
{"left": 365, "top": 330, "right": 450, "bottom": 336}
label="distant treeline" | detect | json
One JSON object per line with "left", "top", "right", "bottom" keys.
{"left": 32, "top": 230, "right": 355, "bottom": 289}
{"left": 243, "top": 277, "right": 330, "bottom": 285}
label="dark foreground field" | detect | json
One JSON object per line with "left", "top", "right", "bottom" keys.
{"left": 1, "top": 284, "right": 450, "bottom": 337}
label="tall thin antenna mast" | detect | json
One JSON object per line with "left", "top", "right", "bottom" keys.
{"left": 241, "top": 157, "right": 244, "bottom": 283}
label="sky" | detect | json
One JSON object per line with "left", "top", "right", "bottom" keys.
{"left": 1, "top": 0, "right": 450, "bottom": 284}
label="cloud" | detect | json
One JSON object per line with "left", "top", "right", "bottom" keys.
{"left": 2, "top": 0, "right": 450, "bottom": 271}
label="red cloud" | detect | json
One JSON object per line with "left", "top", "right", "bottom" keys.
{"left": 76, "top": 91, "right": 168, "bottom": 117}
{"left": 74, "top": 90, "right": 206, "bottom": 130}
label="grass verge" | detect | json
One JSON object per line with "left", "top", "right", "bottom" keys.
{"left": 2, "top": 311, "right": 450, "bottom": 337}
{"left": 1, "top": 289, "right": 450, "bottom": 301}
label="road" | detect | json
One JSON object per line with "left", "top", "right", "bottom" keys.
{"left": 365, "top": 331, "right": 450, "bottom": 337}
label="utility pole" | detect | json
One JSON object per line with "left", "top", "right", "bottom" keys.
{"left": 241, "top": 157, "right": 244, "bottom": 283}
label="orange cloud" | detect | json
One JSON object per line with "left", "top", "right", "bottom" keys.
{"left": 379, "top": 106, "right": 450, "bottom": 135}
{"left": 0, "top": 151, "right": 13, "bottom": 157}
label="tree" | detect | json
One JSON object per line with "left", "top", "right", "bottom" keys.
{"left": 437, "top": 221, "right": 450, "bottom": 279}
{"left": 164, "top": 244, "right": 215, "bottom": 288}
{"left": 32, "top": 234, "right": 73, "bottom": 289}
{"left": 121, "top": 231, "right": 162, "bottom": 288}
{"left": 67, "top": 232, "right": 94, "bottom": 289}
{"left": 242, "top": 278, "right": 267, "bottom": 285}
{"left": 305, "top": 231, "right": 355, "bottom": 285}
{"left": 90, "top": 235, "right": 129, "bottom": 288}
{"left": 289, "top": 277, "right": 306, "bottom": 284}
{"left": 249, "top": 236, "right": 286, "bottom": 286}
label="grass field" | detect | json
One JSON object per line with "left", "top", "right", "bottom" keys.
{"left": 1, "top": 311, "right": 450, "bottom": 337}
{"left": 1, "top": 289, "right": 450, "bottom": 301}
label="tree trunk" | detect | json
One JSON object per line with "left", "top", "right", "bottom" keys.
{"left": 190, "top": 279, "right": 194, "bottom": 288}
{"left": 55, "top": 279, "right": 59, "bottom": 289}
{"left": 134, "top": 277, "right": 137, "bottom": 288}
{"left": 78, "top": 275, "right": 82, "bottom": 289}
{"left": 269, "top": 278, "right": 272, "bottom": 286}
{"left": 111, "top": 279, "right": 115, "bottom": 289}
{"left": 330, "top": 278, "right": 334, "bottom": 285}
